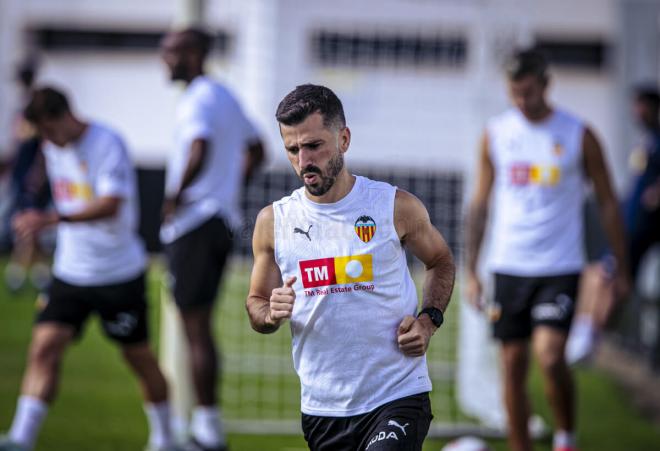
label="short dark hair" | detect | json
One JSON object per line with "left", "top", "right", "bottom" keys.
{"left": 179, "top": 27, "right": 213, "bottom": 56}
{"left": 634, "top": 84, "right": 660, "bottom": 111}
{"left": 275, "top": 84, "right": 346, "bottom": 129}
{"left": 505, "top": 49, "right": 548, "bottom": 81}
{"left": 24, "top": 87, "right": 71, "bottom": 123}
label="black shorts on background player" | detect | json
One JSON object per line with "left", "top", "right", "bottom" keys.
{"left": 492, "top": 273, "right": 579, "bottom": 341}
{"left": 165, "top": 216, "right": 233, "bottom": 311}
{"left": 37, "top": 274, "right": 148, "bottom": 344}
{"left": 301, "top": 393, "right": 432, "bottom": 451}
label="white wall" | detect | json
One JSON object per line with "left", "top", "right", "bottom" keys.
{"left": 266, "top": 0, "right": 622, "bottom": 177}
{"left": 0, "top": 0, "right": 650, "bottom": 189}
{"left": 36, "top": 53, "right": 179, "bottom": 167}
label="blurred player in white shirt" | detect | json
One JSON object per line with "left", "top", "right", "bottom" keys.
{"left": 0, "top": 87, "right": 177, "bottom": 451}
{"left": 160, "top": 28, "right": 265, "bottom": 451}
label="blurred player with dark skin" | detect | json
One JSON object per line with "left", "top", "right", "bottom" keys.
{"left": 625, "top": 86, "right": 660, "bottom": 277}
{"left": 160, "top": 28, "right": 265, "bottom": 451}
{"left": 247, "top": 84, "right": 455, "bottom": 450}
{"left": 466, "top": 50, "right": 630, "bottom": 451}
{"left": 0, "top": 87, "right": 177, "bottom": 451}
{"left": 3, "top": 59, "right": 52, "bottom": 292}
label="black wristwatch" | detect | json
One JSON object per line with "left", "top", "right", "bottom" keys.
{"left": 418, "top": 307, "right": 444, "bottom": 328}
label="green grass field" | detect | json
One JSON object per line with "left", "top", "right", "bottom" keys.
{"left": 1, "top": 260, "right": 658, "bottom": 450}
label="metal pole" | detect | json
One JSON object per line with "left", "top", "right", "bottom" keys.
{"left": 173, "top": 0, "right": 206, "bottom": 28}
{"left": 160, "top": 0, "right": 207, "bottom": 441}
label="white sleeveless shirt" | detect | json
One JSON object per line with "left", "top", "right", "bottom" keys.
{"left": 273, "top": 176, "right": 432, "bottom": 417}
{"left": 488, "top": 108, "right": 586, "bottom": 276}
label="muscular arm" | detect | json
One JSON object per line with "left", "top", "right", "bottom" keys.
{"left": 246, "top": 205, "right": 293, "bottom": 334}
{"left": 582, "top": 127, "right": 631, "bottom": 292}
{"left": 59, "top": 196, "right": 121, "bottom": 222}
{"left": 162, "top": 138, "right": 208, "bottom": 218}
{"left": 13, "top": 196, "right": 121, "bottom": 239}
{"left": 466, "top": 132, "right": 494, "bottom": 277}
{"left": 243, "top": 138, "right": 265, "bottom": 183}
{"left": 394, "top": 189, "right": 455, "bottom": 355}
{"left": 179, "top": 138, "right": 208, "bottom": 196}
{"left": 464, "top": 132, "right": 495, "bottom": 308}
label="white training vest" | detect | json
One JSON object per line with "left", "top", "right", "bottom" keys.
{"left": 488, "top": 108, "right": 586, "bottom": 276}
{"left": 273, "top": 176, "right": 432, "bottom": 417}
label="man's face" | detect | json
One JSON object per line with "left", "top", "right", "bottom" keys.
{"left": 632, "top": 98, "right": 657, "bottom": 130}
{"left": 508, "top": 74, "right": 548, "bottom": 120}
{"left": 280, "top": 112, "right": 350, "bottom": 197}
{"left": 160, "top": 33, "right": 200, "bottom": 82}
{"left": 36, "top": 116, "right": 72, "bottom": 147}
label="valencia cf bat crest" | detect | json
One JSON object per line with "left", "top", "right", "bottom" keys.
{"left": 354, "top": 215, "right": 376, "bottom": 243}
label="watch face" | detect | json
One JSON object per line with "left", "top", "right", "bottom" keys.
{"left": 430, "top": 310, "right": 442, "bottom": 327}
{"left": 422, "top": 308, "right": 443, "bottom": 327}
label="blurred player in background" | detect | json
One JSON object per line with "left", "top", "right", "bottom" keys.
{"left": 0, "top": 87, "right": 177, "bottom": 451}
{"left": 160, "top": 27, "right": 265, "bottom": 451}
{"left": 565, "top": 88, "right": 660, "bottom": 367}
{"left": 2, "top": 58, "right": 52, "bottom": 292}
{"left": 625, "top": 86, "right": 660, "bottom": 278}
{"left": 466, "top": 50, "right": 630, "bottom": 451}
{"left": 247, "top": 84, "right": 455, "bottom": 450}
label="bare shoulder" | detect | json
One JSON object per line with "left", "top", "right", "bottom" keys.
{"left": 394, "top": 189, "right": 431, "bottom": 239}
{"left": 256, "top": 204, "right": 274, "bottom": 224}
{"left": 395, "top": 189, "right": 428, "bottom": 216}
{"left": 253, "top": 204, "right": 275, "bottom": 251}
{"left": 581, "top": 126, "right": 607, "bottom": 169}
{"left": 582, "top": 126, "right": 605, "bottom": 154}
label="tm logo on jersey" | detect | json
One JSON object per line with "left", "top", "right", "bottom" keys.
{"left": 299, "top": 254, "right": 373, "bottom": 289}
{"left": 509, "top": 163, "right": 561, "bottom": 187}
{"left": 53, "top": 179, "right": 93, "bottom": 202}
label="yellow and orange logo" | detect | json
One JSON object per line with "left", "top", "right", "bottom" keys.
{"left": 510, "top": 163, "right": 560, "bottom": 187}
{"left": 53, "top": 179, "right": 93, "bottom": 201}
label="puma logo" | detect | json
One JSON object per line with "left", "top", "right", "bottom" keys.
{"left": 387, "top": 420, "right": 409, "bottom": 436}
{"left": 294, "top": 225, "right": 313, "bottom": 241}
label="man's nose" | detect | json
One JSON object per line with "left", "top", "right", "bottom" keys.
{"left": 298, "top": 148, "right": 314, "bottom": 168}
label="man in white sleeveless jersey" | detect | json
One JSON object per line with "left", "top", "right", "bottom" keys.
{"left": 0, "top": 87, "right": 177, "bottom": 451}
{"left": 466, "top": 50, "right": 630, "bottom": 451}
{"left": 246, "top": 84, "right": 455, "bottom": 451}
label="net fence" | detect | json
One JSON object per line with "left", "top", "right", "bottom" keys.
{"left": 184, "top": 167, "right": 472, "bottom": 435}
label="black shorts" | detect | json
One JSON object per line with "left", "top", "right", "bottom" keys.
{"left": 301, "top": 393, "right": 433, "bottom": 451}
{"left": 36, "top": 274, "right": 148, "bottom": 344}
{"left": 492, "top": 272, "right": 579, "bottom": 341}
{"left": 165, "top": 216, "right": 233, "bottom": 311}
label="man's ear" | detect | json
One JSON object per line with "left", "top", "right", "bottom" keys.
{"left": 340, "top": 126, "right": 351, "bottom": 153}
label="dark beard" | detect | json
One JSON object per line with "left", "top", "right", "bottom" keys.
{"left": 301, "top": 152, "right": 344, "bottom": 196}
{"left": 170, "top": 63, "right": 189, "bottom": 81}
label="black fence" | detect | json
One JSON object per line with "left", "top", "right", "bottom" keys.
{"left": 136, "top": 167, "right": 463, "bottom": 259}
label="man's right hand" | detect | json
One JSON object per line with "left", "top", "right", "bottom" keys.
{"left": 267, "top": 276, "right": 297, "bottom": 327}
{"left": 161, "top": 196, "right": 180, "bottom": 223}
{"left": 465, "top": 272, "right": 485, "bottom": 310}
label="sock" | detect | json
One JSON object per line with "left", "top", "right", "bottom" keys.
{"left": 191, "top": 405, "right": 226, "bottom": 448}
{"left": 553, "top": 429, "right": 576, "bottom": 449}
{"left": 144, "top": 402, "right": 173, "bottom": 448}
{"left": 566, "top": 315, "right": 597, "bottom": 365}
{"left": 8, "top": 396, "right": 48, "bottom": 450}
{"left": 29, "top": 263, "right": 51, "bottom": 292}
{"left": 4, "top": 263, "right": 26, "bottom": 291}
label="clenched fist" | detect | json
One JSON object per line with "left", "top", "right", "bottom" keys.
{"left": 266, "top": 276, "right": 297, "bottom": 327}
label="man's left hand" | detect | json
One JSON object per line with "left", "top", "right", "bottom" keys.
{"left": 397, "top": 315, "right": 436, "bottom": 357}
{"left": 161, "top": 196, "right": 180, "bottom": 223}
{"left": 13, "top": 209, "right": 58, "bottom": 239}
